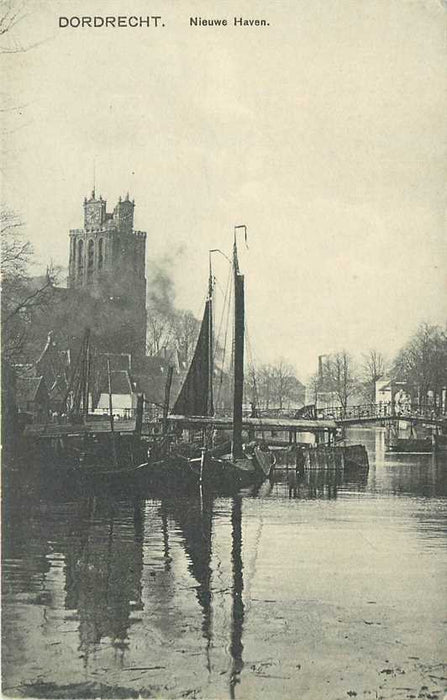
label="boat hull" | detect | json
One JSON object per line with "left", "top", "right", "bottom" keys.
{"left": 433, "top": 434, "right": 447, "bottom": 453}
{"left": 147, "top": 444, "right": 276, "bottom": 495}
{"left": 342, "top": 444, "right": 370, "bottom": 471}
{"left": 78, "top": 460, "right": 150, "bottom": 484}
{"left": 194, "top": 446, "right": 276, "bottom": 489}
{"left": 387, "top": 438, "right": 432, "bottom": 453}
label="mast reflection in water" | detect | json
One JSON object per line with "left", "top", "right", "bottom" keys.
{"left": 229, "top": 495, "right": 244, "bottom": 698}
{"left": 2, "top": 429, "right": 447, "bottom": 700}
{"left": 162, "top": 492, "right": 245, "bottom": 693}
{"left": 164, "top": 493, "right": 213, "bottom": 671}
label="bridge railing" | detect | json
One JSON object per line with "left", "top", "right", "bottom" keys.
{"left": 315, "top": 403, "right": 390, "bottom": 420}
{"left": 316, "top": 402, "right": 446, "bottom": 421}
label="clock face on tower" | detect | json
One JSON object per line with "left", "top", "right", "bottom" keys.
{"left": 85, "top": 204, "right": 101, "bottom": 227}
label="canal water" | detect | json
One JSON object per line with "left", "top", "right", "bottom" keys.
{"left": 2, "top": 428, "right": 447, "bottom": 700}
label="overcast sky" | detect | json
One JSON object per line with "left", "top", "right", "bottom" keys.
{"left": 2, "top": 0, "right": 447, "bottom": 378}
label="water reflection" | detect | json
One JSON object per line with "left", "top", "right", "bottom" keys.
{"left": 63, "top": 498, "right": 144, "bottom": 664}
{"left": 270, "top": 465, "right": 368, "bottom": 499}
{"left": 349, "top": 426, "right": 447, "bottom": 498}
{"left": 2, "top": 430, "right": 447, "bottom": 699}
{"left": 164, "top": 494, "right": 213, "bottom": 668}
{"left": 230, "top": 496, "right": 244, "bottom": 698}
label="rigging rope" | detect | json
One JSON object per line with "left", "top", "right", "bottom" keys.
{"left": 245, "top": 321, "right": 266, "bottom": 440}
{"left": 215, "top": 274, "right": 233, "bottom": 410}
{"left": 213, "top": 262, "right": 231, "bottom": 355}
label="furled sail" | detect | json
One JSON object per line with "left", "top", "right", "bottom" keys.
{"left": 172, "top": 300, "right": 213, "bottom": 416}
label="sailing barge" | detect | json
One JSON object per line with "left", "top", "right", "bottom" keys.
{"left": 158, "top": 227, "right": 276, "bottom": 491}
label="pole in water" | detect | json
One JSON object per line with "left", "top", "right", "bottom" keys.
{"left": 199, "top": 447, "right": 206, "bottom": 514}
{"left": 200, "top": 447, "right": 206, "bottom": 485}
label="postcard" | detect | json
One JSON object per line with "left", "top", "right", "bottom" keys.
{"left": 1, "top": 1, "right": 446, "bottom": 698}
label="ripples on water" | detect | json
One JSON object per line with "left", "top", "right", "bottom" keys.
{"left": 2, "top": 428, "right": 447, "bottom": 699}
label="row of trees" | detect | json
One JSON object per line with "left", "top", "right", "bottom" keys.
{"left": 147, "top": 308, "right": 200, "bottom": 363}
{"left": 246, "top": 360, "right": 305, "bottom": 411}
{"left": 147, "top": 304, "right": 307, "bottom": 411}
{"left": 2, "top": 210, "right": 446, "bottom": 415}
{"left": 392, "top": 324, "right": 447, "bottom": 410}
{"left": 308, "top": 324, "right": 447, "bottom": 414}
{"left": 308, "top": 349, "right": 386, "bottom": 412}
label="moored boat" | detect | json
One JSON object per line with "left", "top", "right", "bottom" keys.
{"left": 386, "top": 420, "right": 433, "bottom": 453}
{"left": 188, "top": 443, "right": 276, "bottom": 491}
{"left": 342, "top": 444, "right": 370, "bottom": 470}
{"left": 167, "top": 227, "right": 275, "bottom": 490}
{"left": 432, "top": 432, "right": 447, "bottom": 454}
{"left": 388, "top": 437, "right": 433, "bottom": 453}
{"left": 78, "top": 459, "right": 150, "bottom": 490}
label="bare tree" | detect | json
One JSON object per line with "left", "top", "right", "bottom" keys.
{"left": 1, "top": 208, "right": 56, "bottom": 360}
{"left": 307, "top": 371, "right": 321, "bottom": 405}
{"left": 325, "top": 351, "right": 358, "bottom": 416}
{"left": 170, "top": 310, "right": 200, "bottom": 365}
{"left": 245, "top": 364, "right": 257, "bottom": 404}
{"left": 243, "top": 364, "right": 273, "bottom": 410}
{"left": 1, "top": 208, "right": 32, "bottom": 275}
{"left": 392, "top": 324, "right": 447, "bottom": 411}
{"left": 146, "top": 308, "right": 172, "bottom": 356}
{"left": 247, "top": 360, "right": 304, "bottom": 411}
{"left": 0, "top": 0, "right": 47, "bottom": 54}
{"left": 270, "top": 359, "right": 298, "bottom": 410}
{"left": 258, "top": 364, "right": 274, "bottom": 410}
{"left": 360, "top": 349, "right": 386, "bottom": 403}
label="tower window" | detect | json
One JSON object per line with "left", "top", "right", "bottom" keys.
{"left": 78, "top": 239, "right": 84, "bottom": 275}
{"left": 98, "top": 238, "right": 104, "bottom": 270}
{"left": 87, "top": 239, "right": 94, "bottom": 278}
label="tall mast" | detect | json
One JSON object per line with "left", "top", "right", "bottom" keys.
{"left": 107, "top": 357, "right": 118, "bottom": 467}
{"left": 208, "top": 252, "right": 214, "bottom": 416}
{"left": 83, "top": 329, "right": 91, "bottom": 420}
{"left": 232, "top": 228, "right": 245, "bottom": 459}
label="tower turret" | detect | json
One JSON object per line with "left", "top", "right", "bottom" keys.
{"left": 84, "top": 190, "right": 106, "bottom": 229}
{"left": 113, "top": 194, "right": 135, "bottom": 233}
{"left": 68, "top": 189, "right": 147, "bottom": 355}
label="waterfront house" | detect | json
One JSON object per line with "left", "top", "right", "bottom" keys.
{"left": 16, "top": 375, "right": 49, "bottom": 423}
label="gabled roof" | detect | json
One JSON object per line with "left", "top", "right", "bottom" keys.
{"left": 132, "top": 355, "right": 172, "bottom": 375}
{"left": 377, "top": 379, "right": 409, "bottom": 392}
{"left": 99, "top": 370, "right": 134, "bottom": 396}
{"left": 13, "top": 363, "right": 36, "bottom": 378}
{"left": 133, "top": 372, "right": 184, "bottom": 408}
{"left": 47, "top": 375, "right": 69, "bottom": 399}
{"left": 27, "top": 275, "right": 52, "bottom": 291}
{"left": 35, "top": 333, "right": 71, "bottom": 373}
{"left": 27, "top": 275, "right": 68, "bottom": 294}
{"left": 96, "top": 353, "right": 132, "bottom": 372}
{"left": 16, "top": 376, "right": 46, "bottom": 403}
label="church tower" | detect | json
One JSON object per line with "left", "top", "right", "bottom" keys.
{"left": 68, "top": 190, "right": 147, "bottom": 355}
